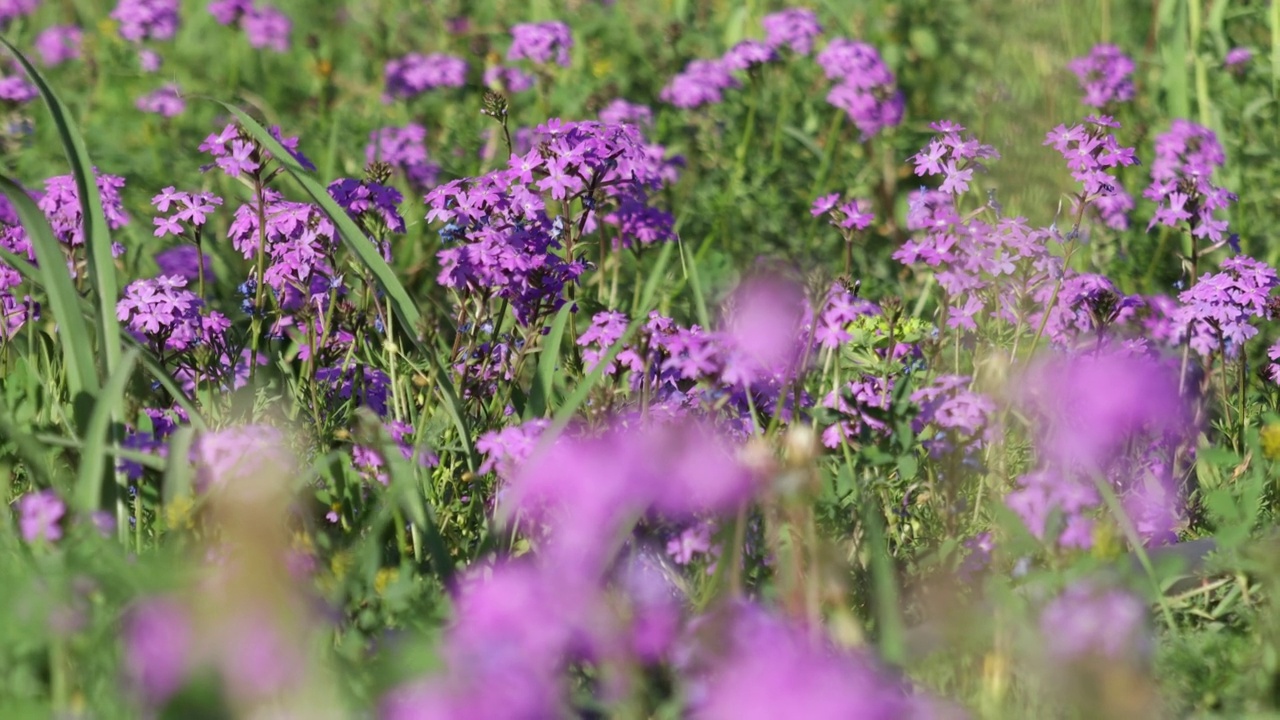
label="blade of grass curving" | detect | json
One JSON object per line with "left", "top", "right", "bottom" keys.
{"left": 0, "top": 242, "right": 206, "bottom": 429}
{"left": 1, "top": 37, "right": 120, "bottom": 384}
{"left": 217, "top": 102, "right": 476, "bottom": 469}
{"left": 162, "top": 427, "right": 196, "bottom": 504}
{"left": 0, "top": 176, "right": 98, "bottom": 401}
{"left": 527, "top": 303, "right": 572, "bottom": 419}
{"left": 74, "top": 348, "right": 138, "bottom": 513}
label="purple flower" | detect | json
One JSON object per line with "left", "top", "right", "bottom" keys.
{"left": 137, "top": 48, "right": 162, "bottom": 72}
{"left": 123, "top": 596, "right": 194, "bottom": 707}
{"left": 199, "top": 122, "right": 314, "bottom": 176}
{"left": 667, "top": 522, "right": 713, "bottom": 564}
{"left": 0, "top": 74, "right": 37, "bottom": 104}
{"left": 116, "top": 275, "right": 225, "bottom": 352}
{"left": 762, "top": 8, "right": 823, "bottom": 56}
{"left": 598, "top": 99, "right": 653, "bottom": 130}
{"left": 38, "top": 171, "right": 131, "bottom": 250}
{"left": 0, "top": 0, "right": 38, "bottom": 27}
{"left": 207, "top": 0, "right": 252, "bottom": 23}
{"left": 910, "top": 121, "right": 999, "bottom": 195}
{"left": 155, "top": 245, "right": 215, "bottom": 285}
{"left": 722, "top": 39, "right": 777, "bottom": 71}
{"left": 1067, "top": 44, "right": 1136, "bottom": 108}
{"left": 484, "top": 65, "right": 535, "bottom": 94}
{"left": 1172, "top": 254, "right": 1278, "bottom": 356}
{"left": 660, "top": 59, "right": 739, "bottom": 109}
{"left": 1144, "top": 119, "right": 1235, "bottom": 244}
{"left": 383, "top": 52, "right": 469, "bottom": 100}
{"left": 1040, "top": 584, "right": 1151, "bottom": 662}
{"left": 17, "top": 489, "right": 64, "bottom": 543}
{"left": 1224, "top": 46, "right": 1253, "bottom": 70}
{"left": 136, "top": 83, "right": 185, "bottom": 117}
{"left": 687, "top": 603, "right": 915, "bottom": 720}
{"left": 819, "top": 40, "right": 903, "bottom": 139}
{"left": 1044, "top": 115, "right": 1138, "bottom": 200}
{"left": 35, "top": 26, "right": 83, "bottom": 66}
{"left": 366, "top": 123, "right": 440, "bottom": 191}
{"left": 242, "top": 4, "right": 290, "bottom": 52}
{"left": 111, "top": 0, "right": 180, "bottom": 42}
{"left": 507, "top": 21, "right": 573, "bottom": 67}
{"left": 193, "top": 425, "right": 292, "bottom": 493}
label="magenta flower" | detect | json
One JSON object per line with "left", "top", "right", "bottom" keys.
{"left": 123, "top": 596, "right": 194, "bottom": 707}
{"left": 366, "top": 123, "right": 440, "bottom": 191}
{"left": 35, "top": 26, "right": 83, "bottom": 66}
{"left": 507, "top": 21, "right": 573, "bottom": 67}
{"left": 1224, "top": 46, "right": 1252, "bottom": 70}
{"left": 1067, "top": 44, "right": 1136, "bottom": 108}
{"left": 483, "top": 65, "right": 534, "bottom": 94}
{"left": 1144, "top": 119, "right": 1235, "bottom": 244}
{"left": 660, "top": 59, "right": 739, "bottom": 109}
{"left": 111, "top": 0, "right": 180, "bottom": 42}
{"left": 383, "top": 52, "right": 468, "bottom": 100}
{"left": 17, "top": 489, "right": 64, "bottom": 543}
{"left": 818, "top": 39, "right": 903, "bottom": 139}
{"left": 1040, "top": 584, "right": 1151, "bottom": 663}
{"left": 762, "top": 8, "right": 823, "bottom": 55}
{"left": 722, "top": 39, "right": 777, "bottom": 71}
{"left": 136, "top": 83, "right": 186, "bottom": 117}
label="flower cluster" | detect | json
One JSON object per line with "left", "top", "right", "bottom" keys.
{"left": 16, "top": 489, "right": 65, "bottom": 543}
{"left": 1006, "top": 351, "right": 1191, "bottom": 549}
{"left": 910, "top": 120, "right": 1000, "bottom": 196}
{"left": 762, "top": 8, "right": 823, "bottom": 56}
{"left": 507, "top": 21, "right": 573, "bottom": 67}
{"left": 151, "top": 187, "right": 222, "bottom": 238}
{"left": 116, "top": 275, "right": 228, "bottom": 353}
{"left": 660, "top": 59, "right": 738, "bottom": 109}
{"left": 366, "top": 123, "right": 440, "bottom": 191}
{"left": 207, "top": 0, "right": 292, "bottom": 51}
{"left": 226, "top": 189, "right": 340, "bottom": 307}
{"left": 383, "top": 53, "right": 468, "bottom": 101}
{"left": 198, "top": 122, "right": 315, "bottom": 177}
{"left": 483, "top": 65, "right": 534, "bottom": 94}
{"left": 0, "top": 0, "right": 37, "bottom": 28}
{"left": 35, "top": 26, "right": 83, "bottom": 67}
{"left": 1067, "top": 44, "right": 1136, "bottom": 108}
{"left": 1172, "top": 255, "right": 1278, "bottom": 356}
{"left": 1144, "top": 119, "right": 1235, "bottom": 244}
{"left": 136, "top": 83, "right": 185, "bottom": 117}
{"left": 817, "top": 39, "right": 903, "bottom": 139}
{"left": 111, "top": 0, "right": 180, "bottom": 43}
{"left": 811, "top": 193, "right": 874, "bottom": 231}
{"left": 1044, "top": 115, "right": 1138, "bottom": 200}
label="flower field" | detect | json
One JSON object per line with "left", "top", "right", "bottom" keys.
{"left": 1, "top": 0, "right": 1279, "bottom": 717}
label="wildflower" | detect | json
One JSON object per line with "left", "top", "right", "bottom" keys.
{"left": 1260, "top": 423, "right": 1280, "bottom": 460}
{"left": 660, "top": 59, "right": 738, "bottom": 109}
{"left": 1144, "top": 119, "right": 1235, "bottom": 244}
{"left": 136, "top": 83, "right": 185, "bottom": 116}
{"left": 1043, "top": 115, "right": 1138, "bottom": 200}
{"left": 1173, "top": 255, "right": 1278, "bottom": 356}
{"left": 818, "top": 39, "right": 903, "bottom": 139}
{"left": 484, "top": 65, "right": 534, "bottom": 94}
{"left": 598, "top": 99, "right": 653, "bottom": 130}
{"left": 17, "top": 489, "right": 65, "bottom": 543}
{"left": 366, "top": 123, "right": 440, "bottom": 191}
{"left": 762, "top": 8, "right": 823, "bottom": 55}
{"left": 507, "top": 21, "right": 573, "bottom": 67}
{"left": 1067, "top": 44, "right": 1136, "bottom": 108}
{"left": 1040, "top": 584, "right": 1151, "bottom": 663}
{"left": 35, "top": 26, "right": 83, "bottom": 66}
{"left": 123, "top": 596, "right": 194, "bottom": 707}
{"left": 383, "top": 52, "right": 468, "bottom": 100}
{"left": 111, "top": 0, "right": 180, "bottom": 42}
{"left": 1224, "top": 47, "right": 1252, "bottom": 70}
{"left": 721, "top": 39, "right": 777, "bottom": 71}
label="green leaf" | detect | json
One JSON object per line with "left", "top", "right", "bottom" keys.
{"left": 1, "top": 37, "right": 120, "bottom": 385}
{"left": 0, "top": 176, "right": 99, "bottom": 402}
{"left": 75, "top": 347, "right": 138, "bottom": 513}
{"left": 216, "top": 102, "right": 475, "bottom": 469}
{"left": 527, "top": 303, "right": 572, "bottom": 419}
{"left": 162, "top": 426, "right": 197, "bottom": 505}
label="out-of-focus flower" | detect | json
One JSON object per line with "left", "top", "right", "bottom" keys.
{"left": 1144, "top": 119, "right": 1235, "bottom": 244}
{"left": 507, "top": 21, "right": 573, "bottom": 67}
{"left": 762, "top": 8, "right": 823, "bottom": 56}
{"left": 17, "top": 489, "right": 64, "bottom": 543}
{"left": 123, "top": 596, "right": 194, "bottom": 707}
{"left": 111, "top": 0, "right": 180, "bottom": 42}
{"left": 1224, "top": 47, "right": 1252, "bottom": 70}
{"left": 1040, "top": 584, "right": 1151, "bottom": 663}
{"left": 136, "top": 83, "right": 185, "bottom": 116}
{"left": 383, "top": 52, "right": 468, "bottom": 101}
{"left": 35, "top": 26, "right": 83, "bottom": 66}
{"left": 1067, "top": 44, "right": 1135, "bottom": 108}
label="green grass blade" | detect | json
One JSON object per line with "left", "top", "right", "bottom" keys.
{"left": 0, "top": 175, "right": 98, "bottom": 402}
{"left": 1, "top": 37, "right": 121, "bottom": 384}
{"left": 74, "top": 348, "right": 138, "bottom": 514}
{"left": 162, "top": 427, "right": 196, "bottom": 504}
{"left": 217, "top": 102, "right": 476, "bottom": 470}
{"left": 527, "top": 303, "right": 572, "bottom": 419}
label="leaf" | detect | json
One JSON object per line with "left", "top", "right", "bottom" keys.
{"left": 216, "top": 103, "right": 475, "bottom": 469}
{"left": 0, "top": 176, "right": 99, "bottom": 402}
{"left": 1, "top": 37, "right": 121, "bottom": 385}
{"left": 527, "top": 303, "right": 572, "bottom": 419}
{"left": 74, "top": 347, "right": 138, "bottom": 513}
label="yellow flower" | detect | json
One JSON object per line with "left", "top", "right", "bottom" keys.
{"left": 165, "top": 496, "right": 195, "bottom": 531}
{"left": 1261, "top": 423, "right": 1280, "bottom": 460}
{"left": 591, "top": 58, "right": 612, "bottom": 78}
{"left": 374, "top": 567, "right": 400, "bottom": 596}
{"left": 1091, "top": 519, "right": 1124, "bottom": 561}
